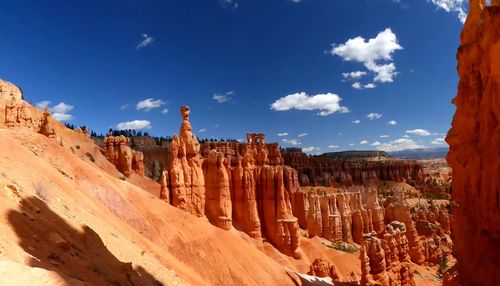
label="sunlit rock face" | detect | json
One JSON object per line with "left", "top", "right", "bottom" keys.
{"left": 281, "top": 148, "right": 424, "bottom": 187}
{"left": 446, "top": 1, "right": 500, "bottom": 285}
{"left": 103, "top": 133, "right": 145, "bottom": 178}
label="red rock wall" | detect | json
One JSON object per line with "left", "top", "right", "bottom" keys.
{"left": 282, "top": 148, "right": 424, "bottom": 186}
{"left": 103, "top": 134, "right": 145, "bottom": 178}
{"left": 446, "top": 1, "right": 500, "bottom": 284}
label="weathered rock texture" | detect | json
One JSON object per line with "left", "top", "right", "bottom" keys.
{"left": 384, "top": 190, "right": 451, "bottom": 265}
{"left": 282, "top": 148, "right": 424, "bottom": 186}
{"left": 0, "top": 79, "right": 23, "bottom": 100}
{"left": 360, "top": 222, "right": 415, "bottom": 286}
{"left": 308, "top": 258, "right": 338, "bottom": 280}
{"left": 200, "top": 133, "right": 301, "bottom": 258}
{"left": 103, "top": 132, "right": 145, "bottom": 177}
{"left": 445, "top": 1, "right": 500, "bottom": 284}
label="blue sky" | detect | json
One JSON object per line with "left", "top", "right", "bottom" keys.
{"left": 0, "top": 0, "right": 467, "bottom": 153}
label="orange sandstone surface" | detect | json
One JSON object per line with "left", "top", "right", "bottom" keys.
{"left": 445, "top": 1, "right": 500, "bottom": 285}
{"left": 0, "top": 79, "right": 454, "bottom": 286}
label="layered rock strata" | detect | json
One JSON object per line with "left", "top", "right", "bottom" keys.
{"left": 282, "top": 148, "right": 424, "bottom": 186}
{"left": 445, "top": 1, "right": 500, "bottom": 284}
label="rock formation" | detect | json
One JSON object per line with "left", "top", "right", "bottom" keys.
{"left": 0, "top": 79, "right": 23, "bottom": 100}
{"left": 203, "top": 150, "right": 232, "bottom": 230}
{"left": 159, "top": 168, "right": 169, "bottom": 202}
{"left": 308, "top": 258, "right": 338, "bottom": 280}
{"left": 445, "top": 1, "right": 500, "bottom": 284}
{"left": 103, "top": 132, "right": 145, "bottom": 177}
{"left": 167, "top": 106, "right": 206, "bottom": 217}
{"left": 282, "top": 148, "right": 424, "bottom": 187}
{"left": 360, "top": 222, "right": 415, "bottom": 286}
{"left": 39, "top": 107, "right": 56, "bottom": 138}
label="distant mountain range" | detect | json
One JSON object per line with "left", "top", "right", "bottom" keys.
{"left": 388, "top": 147, "right": 449, "bottom": 159}
{"left": 319, "top": 147, "right": 449, "bottom": 160}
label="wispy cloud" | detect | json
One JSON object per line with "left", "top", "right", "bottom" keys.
{"left": 328, "top": 145, "right": 339, "bottom": 149}
{"left": 213, "top": 91, "right": 235, "bottom": 103}
{"left": 427, "top": 0, "right": 467, "bottom": 23}
{"left": 161, "top": 108, "right": 169, "bottom": 114}
{"left": 218, "top": 0, "right": 239, "bottom": 9}
{"left": 282, "top": 138, "right": 301, "bottom": 146}
{"left": 360, "top": 140, "right": 369, "bottom": 145}
{"left": 199, "top": 128, "right": 207, "bottom": 133}
{"left": 117, "top": 120, "right": 151, "bottom": 130}
{"left": 352, "top": 119, "right": 361, "bottom": 124}
{"left": 367, "top": 112, "right": 382, "bottom": 120}
{"left": 298, "top": 133, "right": 308, "bottom": 137}
{"left": 271, "top": 92, "right": 349, "bottom": 116}
{"left": 137, "top": 34, "right": 154, "bottom": 50}
{"left": 431, "top": 137, "right": 446, "bottom": 145}
{"left": 387, "top": 120, "right": 397, "bottom": 125}
{"left": 375, "top": 138, "right": 424, "bottom": 152}
{"left": 277, "top": 132, "right": 289, "bottom": 137}
{"left": 406, "top": 128, "right": 431, "bottom": 136}
{"left": 136, "top": 98, "right": 165, "bottom": 111}
{"left": 120, "top": 103, "right": 130, "bottom": 111}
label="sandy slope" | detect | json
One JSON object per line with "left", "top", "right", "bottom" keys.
{"left": 0, "top": 124, "right": 296, "bottom": 285}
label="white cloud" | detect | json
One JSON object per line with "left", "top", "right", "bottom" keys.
{"left": 402, "top": 134, "right": 410, "bottom": 138}
{"left": 218, "top": 0, "right": 238, "bottom": 9}
{"left": 375, "top": 138, "right": 424, "bottom": 152}
{"left": 270, "top": 92, "right": 349, "bottom": 116}
{"left": 298, "top": 133, "right": 308, "bottom": 137}
{"left": 36, "top": 100, "right": 51, "bottom": 110}
{"left": 406, "top": 128, "right": 431, "bottom": 136}
{"left": 282, "top": 138, "right": 301, "bottom": 146}
{"left": 328, "top": 145, "right": 340, "bottom": 149}
{"left": 431, "top": 137, "right": 446, "bottom": 145}
{"left": 360, "top": 140, "right": 369, "bottom": 145}
{"left": 428, "top": 0, "right": 467, "bottom": 23}
{"left": 161, "top": 108, "right": 169, "bottom": 114}
{"left": 380, "top": 134, "right": 389, "bottom": 138}
{"left": 349, "top": 143, "right": 355, "bottom": 146}
{"left": 52, "top": 102, "right": 73, "bottom": 114}
{"left": 364, "top": 83, "right": 376, "bottom": 89}
{"left": 120, "top": 103, "right": 130, "bottom": 111}
{"left": 199, "top": 128, "right": 207, "bottom": 133}
{"left": 330, "top": 28, "right": 403, "bottom": 83}
{"left": 352, "top": 82, "right": 377, "bottom": 89}
{"left": 136, "top": 98, "right": 165, "bottom": 111}
{"left": 387, "top": 120, "right": 398, "bottom": 125}
{"left": 352, "top": 119, "right": 361, "bottom": 124}
{"left": 342, "top": 71, "right": 367, "bottom": 79}
{"left": 367, "top": 112, "right": 382, "bottom": 120}
{"left": 277, "top": 132, "right": 289, "bottom": 136}
{"left": 137, "top": 34, "right": 154, "bottom": 50}
{"left": 338, "top": 132, "right": 343, "bottom": 135}
{"left": 290, "top": 0, "right": 302, "bottom": 3}
{"left": 117, "top": 120, "right": 151, "bottom": 130}
{"left": 37, "top": 101, "right": 74, "bottom": 122}
{"left": 213, "top": 91, "right": 235, "bottom": 103}
{"left": 302, "top": 146, "right": 320, "bottom": 153}
{"left": 371, "top": 141, "right": 381, "bottom": 146}
{"left": 352, "top": 82, "right": 363, "bottom": 89}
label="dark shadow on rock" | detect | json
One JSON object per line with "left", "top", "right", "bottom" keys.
{"left": 8, "top": 196, "right": 164, "bottom": 286}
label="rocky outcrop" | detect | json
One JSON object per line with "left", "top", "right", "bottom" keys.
{"left": 360, "top": 222, "right": 415, "bottom": 286}
{"left": 164, "top": 120, "right": 301, "bottom": 257}
{"left": 282, "top": 148, "right": 424, "bottom": 186}
{"left": 39, "top": 107, "right": 56, "bottom": 138}
{"left": 103, "top": 132, "right": 145, "bottom": 177}
{"left": 308, "top": 258, "right": 338, "bottom": 280}
{"left": 159, "top": 169, "right": 169, "bottom": 202}
{"left": 0, "top": 79, "right": 23, "bottom": 100}
{"left": 445, "top": 1, "right": 500, "bottom": 285}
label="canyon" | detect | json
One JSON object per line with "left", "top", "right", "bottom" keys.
{"left": 0, "top": 1, "right": 498, "bottom": 284}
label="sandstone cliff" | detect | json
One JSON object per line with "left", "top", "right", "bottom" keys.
{"left": 282, "top": 148, "right": 424, "bottom": 187}
{"left": 446, "top": 1, "right": 500, "bottom": 284}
